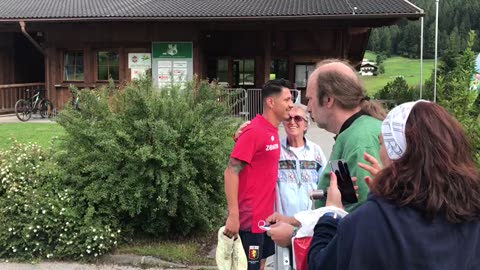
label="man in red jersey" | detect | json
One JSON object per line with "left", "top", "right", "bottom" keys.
{"left": 223, "top": 79, "right": 294, "bottom": 270}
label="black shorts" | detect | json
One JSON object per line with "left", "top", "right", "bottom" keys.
{"left": 239, "top": 230, "right": 275, "bottom": 270}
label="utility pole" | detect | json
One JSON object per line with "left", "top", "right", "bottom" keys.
{"left": 434, "top": 0, "right": 440, "bottom": 102}
{"left": 420, "top": 16, "right": 424, "bottom": 99}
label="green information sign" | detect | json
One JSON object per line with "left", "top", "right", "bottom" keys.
{"left": 152, "top": 42, "right": 193, "bottom": 58}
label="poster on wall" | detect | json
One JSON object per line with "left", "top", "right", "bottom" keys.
{"left": 173, "top": 61, "right": 188, "bottom": 87}
{"left": 157, "top": 61, "right": 173, "bottom": 88}
{"left": 131, "top": 68, "right": 148, "bottom": 80}
{"left": 128, "top": 53, "right": 151, "bottom": 80}
{"left": 151, "top": 42, "right": 193, "bottom": 89}
{"left": 128, "top": 53, "right": 151, "bottom": 69}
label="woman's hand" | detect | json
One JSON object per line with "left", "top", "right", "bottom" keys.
{"left": 233, "top": 121, "right": 251, "bottom": 141}
{"left": 358, "top": 152, "right": 382, "bottom": 188}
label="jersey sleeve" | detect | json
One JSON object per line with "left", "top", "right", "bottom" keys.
{"left": 231, "top": 127, "right": 259, "bottom": 164}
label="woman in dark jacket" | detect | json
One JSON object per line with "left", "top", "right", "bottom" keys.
{"left": 308, "top": 101, "right": 480, "bottom": 270}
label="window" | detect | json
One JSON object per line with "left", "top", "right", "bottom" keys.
{"left": 233, "top": 59, "right": 254, "bottom": 87}
{"left": 64, "top": 51, "right": 84, "bottom": 81}
{"left": 295, "top": 64, "right": 315, "bottom": 88}
{"left": 97, "top": 51, "right": 119, "bottom": 80}
{"left": 270, "top": 59, "right": 288, "bottom": 80}
{"left": 217, "top": 59, "right": 228, "bottom": 83}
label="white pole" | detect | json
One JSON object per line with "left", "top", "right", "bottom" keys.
{"left": 420, "top": 16, "right": 424, "bottom": 99}
{"left": 434, "top": 0, "right": 439, "bottom": 102}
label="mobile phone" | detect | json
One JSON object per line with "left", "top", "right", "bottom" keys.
{"left": 330, "top": 159, "right": 358, "bottom": 204}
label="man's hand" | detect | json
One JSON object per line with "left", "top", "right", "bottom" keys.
{"left": 224, "top": 213, "right": 240, "bottom": 238}
{"left": 223, "top": 158, "right": 246, "bottom": 238}
{"left": 358, "top": 152, "right": 382, "bottom": 188}
{"left": 233, "top": 121, "right": 251, "bottom": 141}
{"left": 326, "top": 172, "right": 344, "bottom": 209}
{"left": 266, "top": 212, "right": 301, "bottom": 227}
{"left": 268, "top": 222, "right": 295, "bottom": 247}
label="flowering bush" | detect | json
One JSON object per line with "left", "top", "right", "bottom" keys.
{"left": 0, "top": 142, "right": 119, "bottom": 260}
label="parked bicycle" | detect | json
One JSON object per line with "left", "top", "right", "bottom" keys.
{"left": 14, "top": 88, "right": 54, "bottom": 122}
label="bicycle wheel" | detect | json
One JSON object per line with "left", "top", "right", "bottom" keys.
{"left": 39, "top": 99, "right": 54, "bottom": 118}
{"left": 15, "top": 99, "right": 32, "bottom": 122}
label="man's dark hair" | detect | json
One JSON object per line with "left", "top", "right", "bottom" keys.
{"left": 261, "top": 78, "right": 293, "bottom": 102}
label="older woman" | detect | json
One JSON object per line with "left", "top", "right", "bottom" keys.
{"left": 308, "top": 100, "right": 480, "bottom": 270}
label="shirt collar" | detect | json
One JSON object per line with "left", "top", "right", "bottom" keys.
{"left": 334, "top": 111, "right": 368, "bottom": 140}
{"left": 282, "top": 137, "right": 310, "bottom": 150}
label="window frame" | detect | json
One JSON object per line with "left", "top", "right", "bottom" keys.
{"left": 294, "top": 63, "right": 316, "bottom": 88}
{"left": 95, "top": 50, "right": 120, "bottom": 82}
{"left": 63, "top": 50, "right": 85, "bottom": 82}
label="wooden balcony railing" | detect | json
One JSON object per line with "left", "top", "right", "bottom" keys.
{"left": 0, "top": 83, "right": 46, "bottom": 114}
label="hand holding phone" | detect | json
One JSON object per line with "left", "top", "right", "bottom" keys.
{"left": 330, "top": 160, "right": 358, "bottom": 204}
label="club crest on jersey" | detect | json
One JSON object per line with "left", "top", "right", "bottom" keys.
{"left": 271, "top": 135, "right": 275, "bottom": 141}
{"left": 249, "top": 245, "right": 259, "bottom": 260}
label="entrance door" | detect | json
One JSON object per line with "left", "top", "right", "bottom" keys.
{"left": 232, "top": 59, "right": 255, "bottom": 88}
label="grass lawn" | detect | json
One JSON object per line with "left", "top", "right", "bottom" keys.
{"left": 116, "top": 233, "right": 217, "bottom": 266}
{"left": 362, "top": 51, "right": 435, "bottom": 95}
{"left": 0, "top": 123, "right": 64, "bottom": 150}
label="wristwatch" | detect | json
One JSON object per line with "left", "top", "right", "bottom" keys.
{"left": 323, "top": 211, "right": 342, "bottom": 221}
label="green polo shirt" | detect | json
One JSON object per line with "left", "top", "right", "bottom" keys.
{"left": 316, "top": 115, "right": 382, "bottom": 212}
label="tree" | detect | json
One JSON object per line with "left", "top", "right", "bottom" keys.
{"left": 428, "top": 31, "right": 480, "bottom": 165}
{"left": 374, "top": 76, "right": 416, "bottom": 107}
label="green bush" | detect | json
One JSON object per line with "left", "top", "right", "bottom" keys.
{"left": 55, "top": 78, "right": 237, "bottom": 237}
{"left": 374, "top": 76, "right": 416, "bottom": 108}
{"left": 0, "top": 142, "right": 119, "bottom": 260}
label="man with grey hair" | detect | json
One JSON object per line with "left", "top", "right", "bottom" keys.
{"left": 306, "top": 59, "right": 385, "bottom": 212}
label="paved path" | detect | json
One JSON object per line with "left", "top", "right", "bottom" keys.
{"left": 0, "top": 262, "right": 161, "bottom": 270}
{"left": 0, "top": 114, "right": 55, "bottom": 124}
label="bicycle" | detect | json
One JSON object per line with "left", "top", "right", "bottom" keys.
{"left": 14, "top": 88, "right": 54, "bottom": 122}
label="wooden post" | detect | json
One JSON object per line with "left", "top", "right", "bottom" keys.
{"left": 264, "top": 30, "right": 272, "bottom": 83}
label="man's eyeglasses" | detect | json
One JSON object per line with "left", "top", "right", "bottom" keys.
{"left": 285, "top": 115, "right": 307, "bottom": 123}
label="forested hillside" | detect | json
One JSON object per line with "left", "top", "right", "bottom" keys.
{"left": 367, "top": 0, "right": 480, "bottom": 58}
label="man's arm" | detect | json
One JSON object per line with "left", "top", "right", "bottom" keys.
{"left": 223, "top": 157, "right": 247, "bottom": 238}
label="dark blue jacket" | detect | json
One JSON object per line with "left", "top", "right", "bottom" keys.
{"left": 308, "top": 194, "right": 480, "bottom": 270}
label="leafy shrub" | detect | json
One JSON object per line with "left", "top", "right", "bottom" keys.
{"left": 0, "top": 142, "right": 119, "bottom": 260}
{"left": 374, "top": 76, "right": 416, "bottom": 108}
{"left": 55, "top": 78, "right": 238, "bottom": 237}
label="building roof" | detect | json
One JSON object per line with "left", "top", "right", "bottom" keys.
{"left": 0, "top": 0, "right": 423, "bottom": 21}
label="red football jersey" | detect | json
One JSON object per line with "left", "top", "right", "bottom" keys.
{"left": 231, "top": 114, "right": 280, "bottom": 233}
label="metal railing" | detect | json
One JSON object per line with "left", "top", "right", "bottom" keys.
{"left": 223, "top": 88, "right": 301, "bottom": 120}
{"left": 0, "top": 83, "right": 46, "bottom": 114}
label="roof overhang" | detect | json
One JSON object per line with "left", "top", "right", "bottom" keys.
{"left": 0, "top": 12, "right": 424, "bottom": 23}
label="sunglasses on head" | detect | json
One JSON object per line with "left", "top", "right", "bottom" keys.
{"left": 285, "top": 115, "right": 306, "bottom": 123}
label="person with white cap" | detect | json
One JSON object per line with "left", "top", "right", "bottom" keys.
{"left": 306, "top": 100, "right": 480, "bottom": 270}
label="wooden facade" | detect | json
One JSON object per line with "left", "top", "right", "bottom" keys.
{"left": 0, "top": 18, "right": 405, "bottom": 110}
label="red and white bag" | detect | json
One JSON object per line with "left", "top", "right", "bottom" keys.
{"left": 290, "top": 207, "right": 348, "bottom": 270}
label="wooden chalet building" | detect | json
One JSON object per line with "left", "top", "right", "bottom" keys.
{"left": 0, "top": 0, "right": 423, "bottom": 111}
